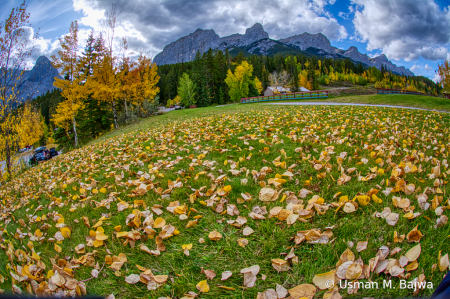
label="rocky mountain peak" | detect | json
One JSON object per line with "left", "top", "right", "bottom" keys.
{"left": 280, "top": 32, "right": 334, "bottom": 53}
{"left": 346, "top": 46, "right": 358, "bottom": 53}
{"left": 376, "top": 54, "right": 389, "bottom": 62}
{"left": 245, "top": 23, "right": 269, "bottom": 40}
{"left": 153, "top": 24, "right": 414, "bottom": 76}
{"left": 36, "top": 55, "right": 51, "bottom": 65}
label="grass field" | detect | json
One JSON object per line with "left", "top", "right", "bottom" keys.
{"left": 1, "top": 95, "right": 450, "bottom": 299}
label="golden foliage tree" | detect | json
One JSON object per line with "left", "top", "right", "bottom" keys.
{"left": 438, "top": 59, "right": 450, "bottom": 94}
{"left": 88, "top": 53, "right": 121, "bottom": 128}
{"left": 51, "top": 20, "right": 85, "bottom": 147}
{"left": 0, "top": 1, "right": 38, "bottom": 174}
{"left": 17, "top": 102, "right": 43, "bottom": 149}
{"left": 225, "top": 61, "right": 259, "bottom": 102}
{"left": 133, "top": 53, "right": 160, "bottom": 110}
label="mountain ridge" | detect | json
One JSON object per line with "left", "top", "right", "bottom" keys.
{"left": 153, "top": 23, "right": 414, "bottom": 77}
{"left": 13, "top": 56, "right": 60, "bottom": 102}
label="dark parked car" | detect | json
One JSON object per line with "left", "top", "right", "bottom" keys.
{"left": 34, "top": 146, "right": 48, "bottom": 161}
{"left": 49, "top": 147, "right": 58, "bottom": 158}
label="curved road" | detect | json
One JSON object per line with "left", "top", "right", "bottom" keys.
{"left": 265, "top": 102, "right": 449, "bottom": 113}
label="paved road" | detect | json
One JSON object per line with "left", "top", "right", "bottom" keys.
{"left": 0, "top": 152, "right": 33, "bottom": 172}
{"left": 266, "top": 102, "right": 449, "bottom": 113}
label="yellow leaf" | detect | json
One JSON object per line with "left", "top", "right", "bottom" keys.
{"left": 54, "top": 244, "right": 62, "bottom": 253}
{"left": 196, "top": 280, "right": 210, "bottom": 293}
{"left": 154, "top": 217, "right": 166, "bottom": 228}
{"left": 116, "top": 232, "right": 128, "bottom": 238}
{"left": 182, "top": 244, "right": 193, "bottom": 250}
{"left": 372, "top": 194, "right": 382, "bottom": 203}
{"left": 93, "top": 239, "right": 104, "bottom": 247}
{"left": 356, "top": 195, "right": 370, "bottom": 206}
{"left": 92, "top": 220, "right": 103, "bottom": 229}
{"left": 60, "top": 227, "right": 71, "bottom": 238}
{"left": 100, "top": 187, "right": 107, "bottom": 194}
{"left": 223, "top": 185, "right": 232, "bottom": 193}
{"left": 47, "top": 270, "right": 54, "bottom": 279}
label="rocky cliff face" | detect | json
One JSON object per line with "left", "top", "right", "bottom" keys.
{"left": 153, "top": 23, "right": 414, "bottom": 76}
{"left": 279, "top": 32, "right": 335, "bottom": 53}
{"left": 17, "top": 56, "right": 60, "bottom": 101}
{"left": 221, "top": 23, "right": 269, "bottom": 47}
{"left": 154, "top": 29, "right": 221, "bottom": 65}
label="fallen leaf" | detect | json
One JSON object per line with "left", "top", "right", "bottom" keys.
{"left": 312, "top": 270, "right": 336, "bottom": 290}
{"left": 221, "top": 271, "right": 232, "bottom": 281}
{"left": 356, "top": 240, "right": 368, "bottom": 252}
{"left": 196, "top": 280, "right": 210, "bottom": 293}
{"left": 240, "top": 265, "right": 260, "bottom": 287}
{"left": 406, "top": 225, "right": 423, "bottom": 242}
{"left": 288, "top": 284, "right": 316, "bottom": 299}
{"left": 271, "top": 259, "right": 290, "bottom": 272}
{"left": 208, "top": 230, "right": 222, "bottom": 241}
{"left": 405, "top": 244, "right": 421, "bottom": 262}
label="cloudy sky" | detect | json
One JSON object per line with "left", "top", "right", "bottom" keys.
{"left": 1, "top": 0, "right": 449, "bottom": 81}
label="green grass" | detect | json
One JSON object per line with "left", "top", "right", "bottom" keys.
{"left": 1, "top": 98, "right": 450, "bottom": 299}
{"left": 258, "top": 94, "right": 450, "bottom": 112}
{"left": 327, "top": 94, "right": 450, "bottom": 111}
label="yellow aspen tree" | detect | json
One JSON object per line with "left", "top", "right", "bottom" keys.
{"left": 0, "top": 0, "right": 38, "bottom": 174}
{"left": 100, "top": 3, "right": 121, "bottom": 128}
{"left": 298, "top": 70, "right": 308, "bottom": 88}
{"left": 17, "top": 103, "right": 43, "bottom": 148}
{"left": 89, "top": 53, "right": 121, "bottom": 125}
{"left": 117, "top": 37, "right": 137, "bottom": 120}
{"left": 225, "top": 61, "right": 254, "bottom": 102}
{"left": 133, "top": 53, "right": 160, "bottom": 110}
{"left": 438, "top": 59, "right": 450, "bottom": 93}
{"left": 254, "top": 77, "right": 263, "bottom": 95}
{"left": 51, "top": 20, "right": 85, "bottom": 147}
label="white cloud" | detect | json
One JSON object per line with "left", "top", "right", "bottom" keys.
{"left": 70, "top": 0, "right": 347, "bottom": 58}
{"left": 424, "top": 64, "right": 433, "bottom": 71}
{"left": 433, "top": 72, "right": 441, "bottom": 83}
{"left": 410, "top": 64, "right": 421, "bottom": 72}
{"left": 351, "top": 0, "right": 450, "bottom": 61}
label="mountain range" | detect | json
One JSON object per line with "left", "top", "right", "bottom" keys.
{"left": 5, "top": 56, "right": 60, "bottom": 102}
{"left": 154, "top": 23, "right": 414, "bottom": 77}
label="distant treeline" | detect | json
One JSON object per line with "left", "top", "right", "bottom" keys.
{"left": 157, "top": 50, "right": 441, "bottom": 106}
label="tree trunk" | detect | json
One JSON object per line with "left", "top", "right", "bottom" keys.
{"left": 112, "top": 99, "right": 118, "bottom": 129}
{"left": 124, "top": 97, "right": 128, "bottom": 122}
{"left": 5, "top": 137, "right": 11, "bottom": 175}
{"left": 73, "top": 116, "right": 78, "bottom": 147}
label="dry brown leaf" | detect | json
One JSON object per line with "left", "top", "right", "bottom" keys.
{"left": 389, "top": 265, "right": 404, "bottom": 277}
{"left": 356, "top": 240, "right": 368, "bottom": 252}
{"left": 271, "top": 259, "right": 290, "bottom": 273}
{"left": 312, "top": 270, "right": 336, "bottom": 290}
{"left": 208, "top": 230, "right": 222, "bottom": 241}
{"left": 336, "top": 261, "right": 353, "bottom": 279}
{"left": 288, "top": 284, "right": 316, "bottom": 299}
{"left": 125, "top": 274, "right": 140, "bottom": 284}
{"left": 240, "top": 265, "right": 260, "bottom": 287}
{"left": 243, "top": 227, "right": 254, "bottom": 236}
{"left": 204, "top": 269, "right": 216, "bottom": 280}
{"left": 406, "top": 225, "right": 423, "bottom": 242}
{"left": 221, "top": 271, "right": 232, "bottom": 281}
{"left": 276, "top": 284, "right": 288, "bottom": 298}
{"left": 346, "top": 262, "right": 363, "bottom": 280}
{"left": 386, "top": 213, "right": 399, "bottom": 226}
{"left": 405, "top": 244, "right": 421, "bottom": 262}
{"left": 237, "top": 238, "right": 249, "bottom": 247}
{"left": 439, "top": 252, "right": 449, "bottom": 271}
